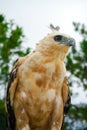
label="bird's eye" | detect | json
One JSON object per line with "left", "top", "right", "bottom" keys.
{"left": 54, "top": 35, "right": 62, "bottom": 42}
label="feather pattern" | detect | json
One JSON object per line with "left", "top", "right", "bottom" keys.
{"left": 6, "top": 28, "right": 75, "bottom": 130}
{"left": 6, "top": 62, "right": 18, "bottom": 130}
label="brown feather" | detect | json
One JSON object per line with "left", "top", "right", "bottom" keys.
{"left": 6, "top": 30, "right": 73, "bottom": 130}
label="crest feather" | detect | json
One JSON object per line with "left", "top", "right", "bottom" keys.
{"left": 50, "top": 24, "right": 60, "bottom": 32}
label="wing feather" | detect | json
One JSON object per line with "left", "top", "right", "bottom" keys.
{"left": 62, "top": 77, "right": 71, "bottom": 115}
{"left": 6, "top": 59, "right": 19, "bottom": 130}
{"left": 61, "top": 77, "right": 71, "bottom": 129}
{"left": 6, "top": 57, "right": 26, "bottom": 130}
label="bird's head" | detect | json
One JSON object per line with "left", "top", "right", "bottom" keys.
{"left": 36, "top": 24, "right": 76, "bottom": 60}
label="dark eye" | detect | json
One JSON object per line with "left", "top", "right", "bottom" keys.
{"left": 54, "top": 35, "right": 62, "bottom": 42}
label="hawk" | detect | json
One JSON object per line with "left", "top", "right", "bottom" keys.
{"left": 6, "top": 25, "right": 75, "bottom": 130}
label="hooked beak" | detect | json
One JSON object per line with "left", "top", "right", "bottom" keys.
{"left": 68, "top": 38, "right": 76, "bottom": 49}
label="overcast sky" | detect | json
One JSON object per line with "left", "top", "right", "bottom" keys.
{"left": 0, "top": 0, "right": 87, "bottom": 102}
{"left": 0, "top": 0, "right": 87, "bottom": 49}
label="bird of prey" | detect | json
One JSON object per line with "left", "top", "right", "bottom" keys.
{"left": 6, "top": 24, "right": 75, "bottom": 130}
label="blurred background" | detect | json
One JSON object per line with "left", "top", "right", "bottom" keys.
{"left": 0, "top": 0, "right": 87, "bottom": 129}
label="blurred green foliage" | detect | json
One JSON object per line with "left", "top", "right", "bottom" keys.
{"left": 62, "top": 22, "right": 87, "bottom": 129}
{"left": 66, "top": 22, "right": 87, "bottom": 90}
{"left": 0, "top": 14, "right": 30, "bottom": 85}
{"left": 0, "top": 100, "right": 7, "bottom": 130}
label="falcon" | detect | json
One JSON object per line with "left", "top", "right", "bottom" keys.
{"left": 6, "top": 25, "right": 75, "bottom": 130}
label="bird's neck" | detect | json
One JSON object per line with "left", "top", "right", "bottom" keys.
{"left": 36, "top": 43, "right": 69, "bottom": 62}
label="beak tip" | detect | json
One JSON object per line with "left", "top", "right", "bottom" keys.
{"left": 69, "top": 38, "right": 76, "bottom": 48}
